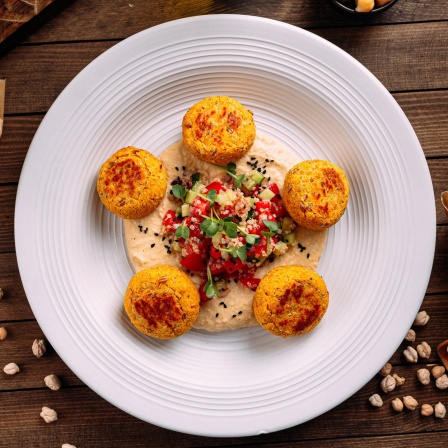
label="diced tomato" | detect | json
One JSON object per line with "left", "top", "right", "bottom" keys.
{"left": 239, "top": 274, "right": 261, "bottom": 291}
{"left": 199, "top": 281, "right": 212, "bottom": 304}
{"left": 162, "top": 210, "right": 180, "bottom": 233}
{"left": 209, "top": 259, "right": 225, "bottom": 275}
{"left": 180, "top": 253, "right": 207, "bottom": 271}
{"left": 219, "top": 205, "right": 235, "bottom": 218}
{"left": 271, "top": 196, "right": 287, "bottom": 218}
{"left": 210, "top": 246, "right": 222, "bottom": 259}
{"left": 204, "top": 181, "right": 226, "bottom": 193}
{"left": 224, "top": 258, "right": 245, "bottom": 274}
{"left": 246, "top": 222, "right": 263, "bottom": 236}
{"left": 190, "top": 197, "right": 210, "bottom": 217}
{"left": 183, "top": 217, "right": 202, "bottom": 239}
{"left": 267, "top": 183, "right": 280, "bottom": 196}
{"left": 255, "top": 200, "right": 272, "bottom": 214}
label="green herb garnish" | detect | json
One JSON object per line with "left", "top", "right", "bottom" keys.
{"left": 175, "top": 225, "right": 190, "bottom": 239}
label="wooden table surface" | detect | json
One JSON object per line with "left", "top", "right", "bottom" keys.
{"left": 0, "top": 0, "right": 447, "bottom": 446}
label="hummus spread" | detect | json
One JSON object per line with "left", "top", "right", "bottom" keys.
{"left": 124, "top": 132, "right": 327, "bottom": 332}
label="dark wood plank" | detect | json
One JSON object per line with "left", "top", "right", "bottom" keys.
{"left": 0, "top": 185, "right": 15, "bottom": 253}
{"left": 0, "top": 321, "right": 83, "bottom": 390}
{"left": 0, "top": 0, "right": 56, "bottom": 44}
{"left": 313, "top": 22, "right": 448, "bottom": 92}
{"left": 0, "top": 22, "right": 447, "bottom": 115}
{"left": 21, "top": 0, "right": 448, "bottom": 45}
{"left": 1, "top": 368, "right": 448, "bottom": 447}
{"left": 0, "top": 40, "right": 115, "bottom": 115}
{"left": 0, "top": 252, "right": 34, "bottom": 320}
{"left": 0, "top": 0, "right": 74, "bottom": 58}
{"left": 0, "top": 114, "right": 42, "bottom": 184}
{"left": 394, "top": 91, "right": 448, "bottom": 160}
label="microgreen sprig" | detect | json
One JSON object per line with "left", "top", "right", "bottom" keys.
{"left": 219, "top": 245, "right": 247, "bottom": 262}
{"left": 171, "top": 184, "right": 187, "bottom": 202}
{"left": 205, "top": 265, "right": 221, "bottom": 299}
{"left": 175, "top": 225, "right": 190, "bottom": 239}
{"left": 261, "top": 219, "right": 279, "bottom": 255}
{"left": 214, "top": 162, "right": 247, "bottom": 190}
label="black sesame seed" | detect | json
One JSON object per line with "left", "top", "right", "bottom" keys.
{"left": 138, "top": 225, "right": 143, "bottom": 232}
{"left": 262, "top": 170, "right": 266, "bottom": 175}
{"left": 167, "top": 250, "right": 172, "bottom": 254}
{"left": 151, "top": 243, "right": 156, "bottom": 248}
{"left": 307, "top": 253, "right": 310, "bottom": 259}
{"left": 267, "top": 177, "right": 271, "bottom": 181}
{"left": 215, "top": 313, "right": 219, "bottom": 318}
{"left": 232, "top": 314, "right": 236, "bottom": 318}
{"left": 234, "top": 278, "right": 238, "bottom": 283}
{"left": 270, "top": 159, "right": 274, "bottom": 162}
{"left": 154, "top": 233, "right": 159, "bottom": 236}
{"left": 265, "top": 159, "right": 269, "bottom": 162}
{"left": 182, "top": 166, "right": 186, "bottom": 171}
{"left": 257, "top": 167, "right": 262, "bottom": 172}
{"left": 238, "top": 311, "right": 242, "bottom": 315}
{"left": 175, "top": 166, "right": 179, "bottom": 171}
{"left": 144, "top": 228, "right": 148, "bottom": 234}
{"left": 162, "top": 237, "right": 166, "bottom": 241}
{"left": 251, "top": 156, "right": 256, "bottom": 160}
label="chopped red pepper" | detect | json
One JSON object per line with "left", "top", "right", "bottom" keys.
{"left": 180, "top": 253, "right": 207, "bottom": 271}
{"left": 204, "top": 181, "right": 226, "bottom": 193}
{"left": 239, "top": 274, "right": 261, "bottom": 291}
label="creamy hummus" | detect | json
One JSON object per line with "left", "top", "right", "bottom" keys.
{"left": 124, "top": 132, "right": 327, "bottom": 332}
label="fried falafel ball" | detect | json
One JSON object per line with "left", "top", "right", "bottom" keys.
{"left": 124, "top": 265, "right": 200, "bottom": 340}
{"left": 182, "top": 96, "right": 256, "bottom": 166}
{"left": 253, "top": 265, "right": 329, "bottom": 338}
{"left": 97, "top": 146, "right": 167, "bottom": 219}
{"left": 283, "top": 160, "right": 350, "bottom": 230}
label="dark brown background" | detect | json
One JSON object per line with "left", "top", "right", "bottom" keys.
{"left": 0, "top": 0, "right": 447, "bottom": 446}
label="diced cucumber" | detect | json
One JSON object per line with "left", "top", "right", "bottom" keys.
{"left": 283, "top": 232, "right": 296, "bottom": 245}
{"left": 273, "top": 241, "right": 288, "bottom": 255}
{"left": 242, "top": 178, "right": 257, "bottom": 191}
{"left": 185, "top": 190, "right": 198, "bottom": 204}
{"left": 245, "top": 197, "right": 256, "bottom": 208}
{"left": 258, "top": 188, "right": 275, "bottom": 201}
{"left": 282, "top": 216, "right": 294, "bottom": 232}
{"left": 250, "top": 171, "right": 265, "bottom": 185}
{"left": 212, "top": 232, "right": 223, "bottom": 244}
{"left": 181, "top": 203, "right": 190, "bottom": 217}
{"left": 191, "top": 181, "right": 205, "bottom": 192}
{"left": 171, "top": 241, "right": 182, "bottom": 252}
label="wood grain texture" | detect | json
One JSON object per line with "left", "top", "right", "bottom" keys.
{"left": 0, "top": 253, "right": 34, "bottom": 320}
{"left": 0, "top": 321, "right": 83, "bottom": 390}
{"left": 21, "top": 0, "right": 448, "bottom": 44}
{"left": 0, "top": 369, "right": 447, "bottom": 447}
{"left": 0, "top": 1, "right": 55, "bottom": 42}
{"left": 0, "top": 23, "right": 447, "bottom": 115}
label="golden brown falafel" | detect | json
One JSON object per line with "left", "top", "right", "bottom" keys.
{"left": 253, "top": 265, "right": 329, "bottom": 337}
{"left": 97, "top": 146, "right": 167, "bottom": 219}
{"left": 124, "top": 265, "right": 200, "bottom": 339}
{"left": 283, "top": 160, "right": 349, "bottom": 230}
{"left": 182, "top": 96, "right": 256, "bottom": 166}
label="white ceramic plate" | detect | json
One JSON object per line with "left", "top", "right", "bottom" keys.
{"left": 15, "top": 15, "right": 435, "bottom": 437}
